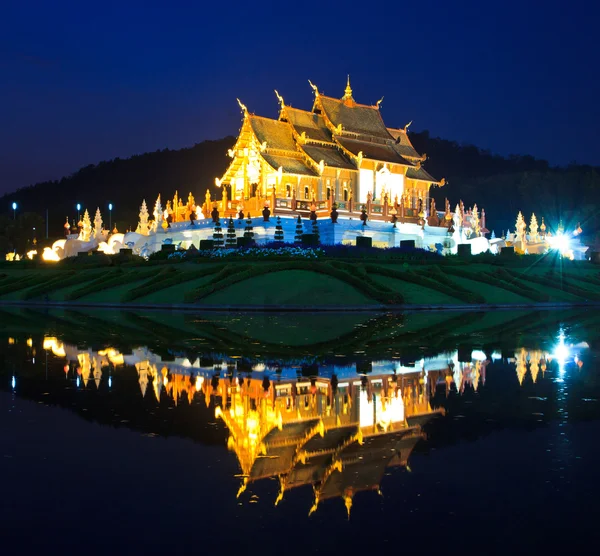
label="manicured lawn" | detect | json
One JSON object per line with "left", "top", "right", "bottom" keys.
{"left": 370, "top": 274, "right": 462, "bottom": 305}
{"left": 79, "top": 279, "right": 153, "bottom": 303}
{"left": 441, "top": 275, "right": 531, "bottom": 304}
{"left": 133, "top": 275, "right": 216, "bottom": 304}
{"left": 200, "top": 270, "right": 374, "bottom": 306}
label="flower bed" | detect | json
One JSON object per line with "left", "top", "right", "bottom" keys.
{"left": 170, "top": 245, "right": 325, "bottom": 261}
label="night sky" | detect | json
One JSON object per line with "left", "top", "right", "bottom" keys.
{"left": 1, "top": 0, "right": 598, "bottom": 195}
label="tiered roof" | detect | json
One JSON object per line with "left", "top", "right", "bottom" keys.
{"left": 221, "top": 79, "right": 442, "bottom": 185}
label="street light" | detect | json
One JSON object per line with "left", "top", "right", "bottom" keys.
{"left": 11, "top": 202, "right": 17, "bottom": 220}
{"left": 108, "top": 203, "right": 113, "bottom": 231}
{"left": 76, "top": 203, "right": 81, "bottom": 222}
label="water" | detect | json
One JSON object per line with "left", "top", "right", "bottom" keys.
{"left": 1, "top": 308, "right": 600, "bottom": 554}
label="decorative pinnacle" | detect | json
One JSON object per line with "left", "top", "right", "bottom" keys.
{"left": 343, "top": 75, "right": 353, "bottom": 100}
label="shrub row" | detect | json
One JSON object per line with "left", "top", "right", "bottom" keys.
{"left": 364, "top": 264, "right": 483, "bottom": 304}
{"left": 184, "top": 260, "right": 403, "bottom": 305}
{"left": 500, "top": 269, "right": 600, "bottom": 301}
{"left": 65, "top": 268, "right": 157, "bottom": 300}
{"left": 442, "top": 266, "right": 549, "bottom": 302}
{"left": 22, "top": 270, "right": 83, "bottom": 300}
{"left": 0, "top": 274, "right": 61, "bottom": 297}
{"left": 421, "top": 266, "right": 487, "bottom": 303}
{"left": 120, "top": 265, "right": 225, "bottom": 302}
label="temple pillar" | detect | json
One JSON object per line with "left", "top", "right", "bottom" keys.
{"left": 372, "top": 164, "right": 377, "bottom": 201}
{"left": 335, "top": 170, "right": 340, "bottom": 202}
{"left": 243, "top": 160, "right": 249, "bottom": 200}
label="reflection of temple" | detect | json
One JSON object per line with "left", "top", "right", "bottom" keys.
{"left": 213, "top": 370, "right": 444, "bottom": 516}
{"left": 39, "top": 336, "right": 588, "bottom": 515}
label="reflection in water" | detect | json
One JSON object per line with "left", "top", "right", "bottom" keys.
{"left": 27, "top": 332, "right": 588, "bottom": 516}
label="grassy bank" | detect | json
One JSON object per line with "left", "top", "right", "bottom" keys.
{"left": 0, "top": 254, "right": 598, "bottom": 309}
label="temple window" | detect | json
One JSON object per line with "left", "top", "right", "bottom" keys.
{"left": 286, "top": 184, "right": 291, "bottom": 198}
{"left": 326, "top": 187, "right": 331, "bottom": 200}
{"left": 304, "top": 185, "right": 309, "bottom": 199}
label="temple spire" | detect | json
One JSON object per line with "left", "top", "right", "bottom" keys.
{"left": 343, "top": 75, "right": 353, "bottom": 101}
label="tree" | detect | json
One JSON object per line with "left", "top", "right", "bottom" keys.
{"left": 213, "top": 219, "right": 224, "bottom": 247}
{"left": 226, "top": 217, "right": 237, "bottom": 247}
{"left": 294, "top": 215, "right": 303, "bottom": 244}
{"left": 274, "top": 216, "right": 284, "bottom": 242}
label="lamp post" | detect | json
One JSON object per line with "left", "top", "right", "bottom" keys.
{"left": 76, "top": 203, "right": 81, "bottom": 222}
{"left": 108, "top": 203, "right": 113, "bottom": 231}
{"left": 12, "top": 202, "right": 17, "bottom": 220}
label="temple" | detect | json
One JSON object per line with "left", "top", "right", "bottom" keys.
{"left": 218, "top": 77, "right": 443, "bottom": 219}
{"left": 36, "top": 79, "right": 588, "bottom": 261}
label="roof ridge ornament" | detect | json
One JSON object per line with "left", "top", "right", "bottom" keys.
{"left": 236, "top": 98, "right": 248, "bottom": 115}
{"left": 308, "top": 79, "right": 319, "bottom": 97}
{"left": 404, "top": 120, "right": 413, "bottom": 132}
{"left": 343, "top": 75, "right": 353, "bottom": 100}
{"left": 376, "top": 96, "right": 384, "bottom": 109}
{"left": 274, "top": 89, "right": 285, "bottom": 110}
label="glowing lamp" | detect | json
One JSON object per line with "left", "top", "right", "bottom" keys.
{"left": 11, "top": 202, "right": 17, "bottom": 210}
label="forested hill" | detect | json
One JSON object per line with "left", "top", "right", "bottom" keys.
{"left": 3, "top": 132, "right": 599, "bottom": 236}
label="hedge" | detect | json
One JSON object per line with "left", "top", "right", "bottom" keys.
{"left": 120, "top": 265, "right": 225, "bottom": 302}
{"left": 65, "top": 268, "right": 157, "bottom": 300}
{"left": 184, "top": 260, "right": 403, "bottom": 304}
{"left": 0, "top": 274, "right": 61, "bottom": 297}
{"left": 22, "top": 270, "right": 86, "bottom": 300}
{"left": 364, "top": 264, "right": 484, "bottom": 304}
{"left": 442, "top": 266, "right": 549, "bottom": 302}
{"left": 499, "top": 269, "right": 600, "bottom": 301}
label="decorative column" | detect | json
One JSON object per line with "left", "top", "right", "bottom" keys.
{"left": 335, "top": 170, "right": 340, "bottom": 202}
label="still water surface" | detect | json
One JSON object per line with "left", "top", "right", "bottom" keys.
{"left": 1, "top": 308, "right": 600, "bottom": 554}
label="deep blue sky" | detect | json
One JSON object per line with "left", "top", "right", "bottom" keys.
{"left": 1, "top": 0, "right": 598, "bottom": 194}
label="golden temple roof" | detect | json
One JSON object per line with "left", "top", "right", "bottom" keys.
{"left": 261, "top": 153, "right": 319, "bottom": 176}
{"left": 318, "top": 95, "right": 393, "bottom": 139}
{"left": 283, "top": 106, "right": 333, "bottom": 143}
{"left": 337, "top": 136, "right": 417, "bottom": 166}
{"left": 249, "top": 115, "right": 297, "bottom": 152}
{"left": 301, "top": 144, "right": 356, "bottom": 170}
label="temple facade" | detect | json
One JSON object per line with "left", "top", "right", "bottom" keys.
{"left": 217, "top": 78, "right": 445, "bottom": 222}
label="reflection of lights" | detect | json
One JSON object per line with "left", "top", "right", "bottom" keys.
{"left": 108, "top": 376, "right": 112, "bottom": 388}
{"left": 11, "top": 376, "right": 16, "bottom": 389}
{"left": 471, "top": 350, "right": 487, "bottom": 361}
{"left": 76, "top": 377, "right": 80, "bottom": 387}
{"left": 8, "top": 337, "right": 14, "bottom": 345}
{"left": 553, "top": 331, "right": 569, "bottom": 379}
{"left": 195, "top": 375, "right": 204, "bottom": 391}
{"left": 491, "top": 351, "right": 502, "bottom": 361}
{"left": 26, "top": 338, "right": 33, "bottom": 348}
{"left": 42, "top": 336, "right": 66, "bottom": 357}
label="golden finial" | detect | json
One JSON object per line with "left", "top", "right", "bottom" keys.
{"left": 404, "top": 120, "right": 413, "bottom": 132}
{"left": 308, "top": 79, "right": 319, "bottom": 96}
{"left": 376, "top": 96, "right": 384, "bottom": 108}
{"left": 274, "top": 89, "right": 284, "bottom": 109}
{"left": 343, "top": 75, "right": 353, "bottom": 100}
{"left": 236, "top": 98, "right": 248, "bottom": 114}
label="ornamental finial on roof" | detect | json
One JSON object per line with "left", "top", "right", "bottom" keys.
{"left": 308, "top": 79, "right": 319, "bottom": 96}
{"left": 274, "top": 90, "right": 284, "bottom": 110}
{"left": 343, "top": 75, "right": 353, "bottom": 100}
{"left": 236, "top": 98, "right": 248, "bottom": 115}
